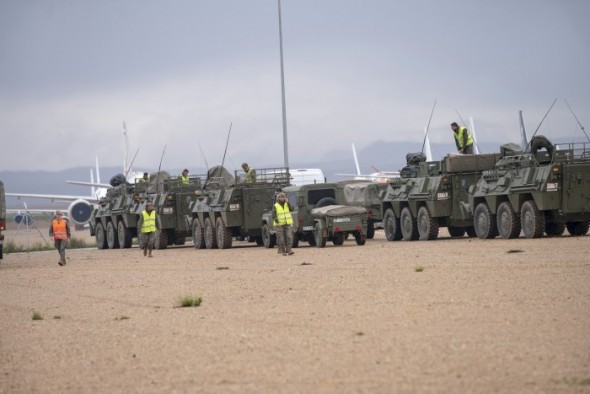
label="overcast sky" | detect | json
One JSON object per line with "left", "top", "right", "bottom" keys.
{"left": 1, "top": 0, "right": 588, "bottom": 173}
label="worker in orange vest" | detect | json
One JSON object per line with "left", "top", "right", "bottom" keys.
{"left": 49, "top": 210, "right": 71, "bottom": 266}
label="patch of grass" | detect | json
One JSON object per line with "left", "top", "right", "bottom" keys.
{"left": 178, "top": 296, "right": 203, "bottom": 308}
{"left": 115, "top": 316, "right": 130, "bottom": 321}
{"left": 32, "top": 312, "right": 43, "bottom": 320}
{"left": 53, "top": 315, "right": 61, "bottom": 320}
{"left": 5, "top": 240, "right": 53, "bottom": 254}
{"left": 356, "top": 331, "right": 364, "bottom": 336}
{"left": 216, "top": 266, "right": 229, "bottom": 270}
{"left": 414, "top": 265, "right": 424, "bottom": 272}
{"left": 578, "top": 377, "right": 590, "bottom": 386}
{"left": 68, "top": 236, "right": 94, "bottom": 249}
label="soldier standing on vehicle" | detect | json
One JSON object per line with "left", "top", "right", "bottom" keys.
{"left": 137, "top": 201, "right": 159, "bottom": 257}
{"left": 180, "top": 169, "right": 190, "bottom": 185}
{"left": 273, "top": 192, "right": 294, "bottom": 256}
{"left": 49, "top": 210, "right": 71, "bottom": 266}
{"left": 138, "top": 172, "right": 149, "bottom": 183}
{"left": 451, "top": 122, "right": 474, "bottom": 154}
{"left": 242, "top": 163, "right": 256, "bottom": 183}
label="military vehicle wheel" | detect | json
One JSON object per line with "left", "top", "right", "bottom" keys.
{"left": 400, "top": 207, "right": 419, "bottom": 241}
{"left": 417, "top": 206, "right": 439, "bottom": 240}
{"left": 545, "top": 222, "right": 565, "bottom": 237}
{"left": 496, "top": 201, "right": 521, "bottom": 239}
{"left": 306, "top": 232, "right": 316, "bottom": 246}
{"left": 316, "top": 197, "right": 337, "bottom": 208}
{"left": 215, "top": 217, "right": 232, "bottom": 249}
{"left": 465, "top": 227, "right": 477, "bottom": 238}
{"left": 117, "top": 220, "right": 133, "bottom": 248}
{"left": 262, "top": 223, "right": 276, "bottom": 248}
{"left": 106, "top": 221, "right": 120, "bottom": 249}
{"left": 204, "top": 217, "right": 217, "bottom": 249}
{"left": 383, "top": 208, "right": 402, "bottom": 241}
{"left": 366, "top": 221, "right": 375, "bottom": 239}
{"left": 96, "top": 222, "right": 107, "bottom": 249}
{"left": 354, "top": 231, "right": 366, "bottom": 245}
{"left": 292, "top": 233, "right": 300, "bottom": 248}
{"left": 155, "top": 229, "right": 168, "bottom": 249}
{"left": 447, "top": 226, "right": 466, "bottom": 237}
{"left": 314, "top": 223, "right": 327, "bottom": 248}
{"left": 520, "top": 200, "right": 545, "bottom": 238}
{"left": 566, "top": 221, "right": 589, "bottom": 236}
{"left": 192, "top": 218, "right": 205, "bottom": 249}
{"left": 332, "top": 233, "right": 345, "bottom": 246}
{"left": 473, "top": 203, "right": 498, "bottom": 239}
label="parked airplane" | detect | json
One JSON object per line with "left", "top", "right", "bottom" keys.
{"left": 336, "top": 143, "right": 401, "bottom": 182}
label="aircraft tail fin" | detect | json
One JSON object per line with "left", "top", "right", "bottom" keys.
{"left": 423, "top": 127, "right": 433, "bottom": 161}
{"left": 469, "top": 117, "right": 480, "bottom": 154}
{"left": 519, "top": 110, "right": 528, "bottom": 151}
{"left": 352, "top": 143, "right": 361, "bottom": 175}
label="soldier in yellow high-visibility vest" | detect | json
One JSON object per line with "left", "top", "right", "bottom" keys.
{"left": 137, "top": 201, "right": 159, "bottom": 257}
{"left": 273, "top": 192, "right": 294, "bottom": 256}
{"left": 179, "top": 169, "right": 190, "bottom": 185}
{"left": 451, "top": 122, "right": 474, "bottom": 154}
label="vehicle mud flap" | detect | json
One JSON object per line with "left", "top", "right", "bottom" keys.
{"left": 292, "top": 233, "right": 300, "bottom": 248}
{"left": 447, "top": 226, "right": 466, "bottom": 237}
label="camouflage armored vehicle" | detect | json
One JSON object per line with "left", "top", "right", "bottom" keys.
{"left": 382, "top": 152, "right": 500, "bottom": 241}
{"left": 0, "top": 180, "right": 5, "bottom": 260}
{"left": 190, "top": 166, "right": 290, "bottom": 249}
{"left": 341, "top": 180, "right": 389, "bottom": 239}
{"left": 261, "top": 182, "right": 368, "bottom": 248}
{"left": 470, "top": 136, "right": 590, "bottom": 239}
{"left": 90, "top": 171, "right": 204, "bottom": 249}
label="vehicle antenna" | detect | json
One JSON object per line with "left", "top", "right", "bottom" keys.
{"left": 199, "top": 143, "right": 209, "bottom": 170}
{"left": 155, "top": 145, "right": 167, "bottom": 193}
{"left": 420, "top": 99, "right": 437, "bottom": 156}
{"left": 529, "top": 98, "right": 558, "bottom": 143}
{"left": 221, "top": 122, "right": 232, "bottom": 167}
{"left": 564, "top": 99, "right": 590, "bottom": 143}
{"left": 125, "top": 147, "right": 140, "bottom": 178}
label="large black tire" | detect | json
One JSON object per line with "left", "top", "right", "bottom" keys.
{"left": 520, "top": 200, "right": 545, "bottom": 238}
{"left": 315, "top": 197, "right": 337, "bottom": 208}
{"left": 106, "top": 221, "right": 120, "bottom": 249}
{"left": 96, "top": 222, "right": 107, "bottom": 250}
{"left": 204, "top": 217, "right": 217, "bottom": 249}
{"left": 155, "top": 229, "right": 168, "bottom": 249}
{"left": 465, "top": 227, "right": 477, "bottom": 238}
{"left": 354, "top": 231, "right": 366, "bottom": 246}
{"left": 332, "top": 233, "right": 345, "bottom": 246}
{"left": 545, "top": 222, "right": 565, "bottom": 237}
{"left": 366, "top": 221, "right": 375, "bottom": 239}
{"left": 400, "top": 207, "right": 419, "bottom": 241}
{"left": 496, "top": 201, "right": 521, "bottom": 239}
{"left": 448, "top": 226, "right": 466, "bottom": 237}
{"left": 314, "top": 222, "right": 327, "bottom": 248}
{"left": 383, "top": 208, "right": 402, "bottom": 241}
{"left": 262, "top": 223, "right": 276, "bottom": 248}
{"left": 292, "top": 233, "right": 300, "bottom": 248}
{"left": 306, "top": 232, "right": 316, "bottom": 246}
{"left": 216, "top": 217, "right": 232, "bottom": 249}
{"left": 192, "top": 218, "right": 205, "bottom": 249}
{"left": 473, "top": 203, "right": 498, "bottom": 239}
{"left": 417, "top": 206, "right": 439, "bottom": 240}
{"left": 117, "top": 220, "right": 133, "bottom": 248}
{"left": 566, "top": 221, "right": 589, "bottom": 236}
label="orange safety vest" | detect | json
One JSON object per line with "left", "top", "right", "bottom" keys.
{"left": 52, "top": 219, "right": 68, "bottom": 240}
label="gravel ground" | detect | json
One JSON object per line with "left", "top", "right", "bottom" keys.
{"left": 1, "top": 228, "right": 589, "bottom": 394}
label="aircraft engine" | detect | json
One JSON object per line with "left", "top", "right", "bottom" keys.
{"left": 68, "top": 199, "right": 94, "bottom": 225}
{"left": 14, "top": 213, "right": 34, "bottom": 225}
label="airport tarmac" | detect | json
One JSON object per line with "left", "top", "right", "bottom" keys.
{"left": 1, "top": 228, "right": 589, "bottom": 393}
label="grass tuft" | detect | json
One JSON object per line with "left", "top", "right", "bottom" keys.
{"left": 414, "top": 265, "right": 424, "bottom": 272}
{"left": 32, "top": 311, "right": 43, "bottom": 320}
{"left": 115, "top": 316, "right": 130, "bottom": 321}
{"left": 4, "top": 237, "right": 95, "bottom": 254}
{"left": 53, "top": 315, "right": 61, "bottom": 320}
{"left": 178, "top": 296, "right": 203, "bottom": 308}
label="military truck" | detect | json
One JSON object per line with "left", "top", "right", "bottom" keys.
{"left": 261, "top": 182, "right": 368, "bottom": 248}
{"left": 382, "top": 152, "right": 500, "bottom": 241}
{"left": 190, "top": 166, "right": 291, "bottom": 249}
{"left": 341, "top": 180, "right": 389, "bottom": 239}
{"left": 90, "top": 171, "right": 204, "bottom": 249}
{"left": 470, "top": 136, "right": 590, "bottom": 239}
{"left": 0, "top": 180, "right": 5, "bottom": 260}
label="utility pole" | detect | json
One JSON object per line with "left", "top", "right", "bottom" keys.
{"left": 278, "top": 0, "right": 289, "bottom": 168}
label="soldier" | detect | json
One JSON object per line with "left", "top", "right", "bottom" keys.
{"left": 273, "top": 192, "right": 294, "bottom": 256}
{"left": 138, "top": 172, "right": 149, "bottom": 183}
{"left": 49, "top": 210, "right": 71, "bottom": 266}
{"left": 131, "top": 193, "right": 142, "bottom": 213}
{"left": 137, "top": 201, "right": 159, "bottom": 257}
{"left": 242, "top": 162, "right": 256, "bottom": 183}
{"left": 180, "top": 169, "right": 190, "bottom": 185}
{"left": 451, "top": 122, "right": 474, "bottom": 154}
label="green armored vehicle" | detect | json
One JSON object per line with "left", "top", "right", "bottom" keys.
{"left": 90, "top": 171, "right": 203, "bottom": 249}
{"left": 261, "top": 182, "right": 368, "bottom": 248}
{"left": 190, "top": 166, "right": 290, "bottom": 249}
{"left": 382, "top": 152, "right": 499, "bottom": 241}
{"left": 470, "top": 136, "right": 590, "bottom": 239}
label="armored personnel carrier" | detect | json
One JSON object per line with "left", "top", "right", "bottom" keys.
{"left": 382, "top": 152, "right": 499, "bottom": 241}
{"left": 190, "top": 165, "right": 290, "bottom": 249}
{"left": 90, "top": 171, "right": 204, "bottom": 249}
{"left": 261, "top": 182, "right": 368, "bottom": 248}
{"left": 470, "top": 136, "right": 590, "bottom": 239}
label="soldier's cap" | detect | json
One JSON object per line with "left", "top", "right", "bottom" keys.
{"left": 183, "top": 169, "right": 189, "bottom": 173}
{"left": 450, "top": 122, "right": 459, "bottom": 127}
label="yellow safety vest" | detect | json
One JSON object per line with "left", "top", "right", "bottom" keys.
{"left": 245, "top": 168, "right": 255, "bottom": 183}
{"left": 274, "top": 202, "right": 293, "bottom": 226}
{"left": 454, "top": 127, "right": 474, "bottom": 149}
{"left": 180, "top": 174, "right": 189, "bottom": 184}
{"left": 141, "top": 210, "right": 156, "bottom": 233}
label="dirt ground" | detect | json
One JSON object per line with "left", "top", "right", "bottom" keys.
{"left": 1, "top": 227, "right": 589, "bottom": 394}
